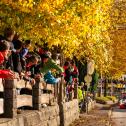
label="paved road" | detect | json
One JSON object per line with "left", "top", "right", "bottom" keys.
{"left": 111, "top": 106, "right": 126, "bottom": 126}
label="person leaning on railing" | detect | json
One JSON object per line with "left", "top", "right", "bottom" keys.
{"left": 0, "top": 41, "right": 15, "bottom": 79}
{"left": 40, "top": 52, "right": 64, "bottom": 75}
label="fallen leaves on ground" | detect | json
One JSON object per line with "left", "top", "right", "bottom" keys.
{"left": 69, "top": 108, "right": 110, "bottom": 126}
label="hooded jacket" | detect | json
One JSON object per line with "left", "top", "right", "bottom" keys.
{"left": 0, "top": 52, "right": 4, "bottom": 65}
{"left": 0, "top": 52, "right": 11, "bottom": 78}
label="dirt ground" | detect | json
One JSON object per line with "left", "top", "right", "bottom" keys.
{"left": 69, "top": 106, "right": 111, "bottom": 126}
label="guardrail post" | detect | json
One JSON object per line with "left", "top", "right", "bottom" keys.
{"left": 69, "top": 88, "right": 73, "bottom": 101}
{"left": 58, "top": 77, "right": 64, "bottom": 104}
{"left": 32, "top": 78, "right": 41, "bottom": 110}
{"left": 4, "top": 79, "right": 17, "bottom": 118}
{"left": 54, "top": 84, "right": 57, "bottom": 100}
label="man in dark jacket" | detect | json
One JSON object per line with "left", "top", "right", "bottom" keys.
{"left": 12, "top": 40, "right": 23, "bottom": 74}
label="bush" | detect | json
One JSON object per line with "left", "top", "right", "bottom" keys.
{"left": 106, "top": 96, "right": 117, "bottom": 102}
{"left": 95, "top": 97, "right": 109, "bottom": 104}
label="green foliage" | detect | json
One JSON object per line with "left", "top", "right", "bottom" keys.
{"left": 106, "top": 96, "right": 116, "bottom": 102}
{"left": 95, "top": 96, "right": 117, "bottom": 104}
{"left": 78, "top": 88, "right": 83, "bottom": 102}
{"left": 91, "top": 70, "right": 99, "bottom": 92}
{"left": 95, "top": 97, "right": 109, "bottom": 104}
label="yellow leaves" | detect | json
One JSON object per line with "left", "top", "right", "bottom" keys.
{"left": 54, "top": 0, "right": 64, "bottom": 6}
{"left": 1, "top": 0, "right": 116, "bottom": 74}
{"left": 1, "top": 0, "right": 13, "bottom": 4}
{"left": 18, "top": 0, "right": 34, "bottom": 12}
{"left": 109, "top": 25, "right": 126, "bottom": 77}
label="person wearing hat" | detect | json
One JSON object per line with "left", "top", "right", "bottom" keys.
{"left": 0, "top": 41, "right": 15, "bottom": 79}
{"left": 40, "top": 52, "right": 64, "bottom": 75}
{"left": 39, "top": 52, "right": 64, "bottom": 86}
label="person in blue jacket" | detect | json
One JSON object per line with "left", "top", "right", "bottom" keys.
{"left": 44, "top": 70, "right": 60, "bottom": 84}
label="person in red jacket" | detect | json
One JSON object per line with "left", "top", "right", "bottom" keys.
{"left": 0, "top": 41, "right": 15, "bottom": 79}
{"left": 70, "top": 60, "right": 79, "bottom": 82}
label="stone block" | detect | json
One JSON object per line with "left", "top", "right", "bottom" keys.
{"left": 55, "top": 107, "right": 59, "bottom": 115}
{"left": 48, "top": 118, "right": 58, "bottom": 126}
{"left": 7, "top": 118, "right": 18, "bottom": 126}
{"left": 17, "top": 117, "right": 24, "bottom": 126}
{"left": 0, "top": 99, "right": 80, "bottom": 126}
{"left": 23, "top": 112, "right": 41, "bottom": 126}
{"left": 49, "top": 108, "right": 57, "bottom": 119}
{"left": 56, "top": 116, "right": 60, "bottom": 126}
{"left": 37, "top": 121, "right": 48, "bottom": 126}
{"left": 40, "top": 109, "right": 48, "bottom": 121}
{"left": 0, "top": 123, "right": 8, "bottom": 126}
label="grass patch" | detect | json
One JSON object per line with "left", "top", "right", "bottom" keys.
{"left": 95, "top": 97, "right": 110, "bottom": 104}
{"left": 106, "top": 96, "right": 117, "bottom": 102}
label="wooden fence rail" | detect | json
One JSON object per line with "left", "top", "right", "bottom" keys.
{"left": 0, "top": 77, "right": 78, "bottom": 118}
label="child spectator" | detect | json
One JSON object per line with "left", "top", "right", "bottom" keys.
{"left": 20, "top": 40, "right": 31, "bottom": 58}
{"left": 20, "top": 40, "right": 31, "bottom": 70}
{"left": 26, "top": 55, "right": 40, "bottom": 75}
{"left": 24, "top": 55, "right": 40, "bottom": 86}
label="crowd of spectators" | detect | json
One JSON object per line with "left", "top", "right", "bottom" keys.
{"left": 0, "top": 27, "right": 79, "bottom": 101}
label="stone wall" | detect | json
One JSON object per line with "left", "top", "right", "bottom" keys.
{"left": 60, "top": 99, "right": 79, "bottom": 126}
{"left": 0, "top": 104, "right": 60, "bottom": 126}
{"left": 0, "top": 78, "right": 79, "bottom": 126}
{"left": 0, "top": 100, "right": 79, "bottom": 126}
{"left": 87, "top": 100, "right": 95, "bottom": 112}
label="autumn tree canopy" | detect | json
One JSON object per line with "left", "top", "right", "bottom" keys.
{"left": 1, "top": 0, "right": 125, "bottom": 78}
{"left": 109, "top": 0, "right": 126, "bottom": 78}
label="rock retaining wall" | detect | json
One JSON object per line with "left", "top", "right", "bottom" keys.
{"left": 88, "top": 100, "right": 95, "bottom": 112}
{"left": 60, "top": 99, "right": 79, "bottom": 126}
{"left": 0, "top": 105, "right": 60, "bottom": 126}
{"left": 0, "top": 100, "right": 79, "bottom": 126}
